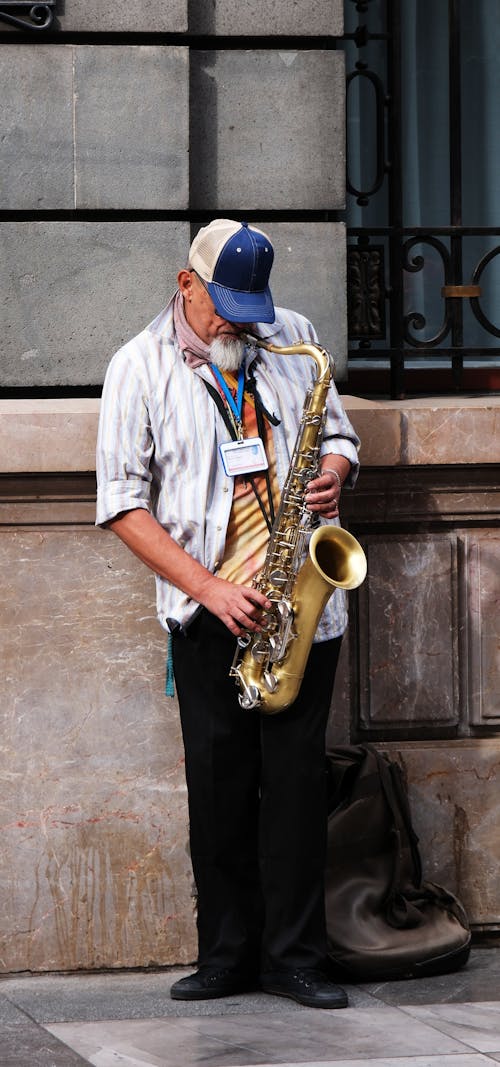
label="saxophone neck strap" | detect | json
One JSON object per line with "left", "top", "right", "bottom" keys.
{"left": 245, "top": 362, "right": 281, "bottom": 427}
{"left": 210, "top": 365, "right": 245, "bottom": 436}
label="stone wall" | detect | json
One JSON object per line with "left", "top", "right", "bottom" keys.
{"left": 2, "top": 2, "right": 500, "bottom": 975}
{"left": 1, "top": 520, "right": 193, "bottom": 972}
{"left": 1, "top": 398, "right": 500, "bottom": 972}
{"left": 0, "top": 0, "right": 350, "bottom": 973}
{"left": 0, "top": 1, "right": 347, "bottom": 389}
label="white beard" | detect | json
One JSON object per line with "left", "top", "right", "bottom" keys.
{"left": 209, "top": 335, "right": 246, "bottom": 372}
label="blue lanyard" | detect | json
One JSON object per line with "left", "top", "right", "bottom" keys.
{"left": 211, "top": 366, "right": 245, "bottom": 438}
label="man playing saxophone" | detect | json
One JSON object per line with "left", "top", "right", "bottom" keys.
{"left": 96, "top": 219, "right": 361, "bottom": 1008}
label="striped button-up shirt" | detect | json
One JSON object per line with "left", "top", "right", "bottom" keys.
{"left": 96, "top": 295, "right": 361, "bottom": 639}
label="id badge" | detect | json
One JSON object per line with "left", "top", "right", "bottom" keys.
{"left": 219, "top": 437, "right": 268, "bottom": 477}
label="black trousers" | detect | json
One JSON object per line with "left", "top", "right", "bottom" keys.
{"left": 172, "top": 608, "right": 341, "bottom": 976}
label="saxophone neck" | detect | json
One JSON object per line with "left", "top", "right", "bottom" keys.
{"left": 242, "top": 332, "right": 334, "bottom": 384}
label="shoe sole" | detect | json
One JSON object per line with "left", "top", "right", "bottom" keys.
{"left": 170, "top": 983, "right": 258, "bottom": 1001}
{"left": 261, "top": 985, "right": 348, "bottom": 1010}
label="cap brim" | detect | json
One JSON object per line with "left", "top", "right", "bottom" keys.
{"left": 207, "top": 281, "right": 275, "bottom": 324}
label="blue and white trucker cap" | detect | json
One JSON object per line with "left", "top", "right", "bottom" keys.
{"left": 188, "top": 219, "right": 275, "bottom": 323}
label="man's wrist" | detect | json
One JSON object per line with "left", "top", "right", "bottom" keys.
{"left": 321, "top": 466, "right": 343, "bottom": 489}
{"left": 321, "top": 455, "right": 351, "bottom": 488}
{"left": 325, "top": 469, "right": 342, "bottom": 488}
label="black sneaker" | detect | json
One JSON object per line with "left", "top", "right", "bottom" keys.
{"left": 170, "top": 966, "right": 258, "bottom": 1001}
{"left": 261, "top": 969, "right": 348, "bottom": 1009}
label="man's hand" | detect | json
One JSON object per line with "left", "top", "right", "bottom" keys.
{"left": 108, "top": 508, "right": 272, "bottom": 638}
{"left": 196, "top": 573, "right": 272, "bottom": 637}
{"left": 305, "top": 455, "right": 351, "bottom": 519}
{"left": 305, "top": 469, "right": 341, "bottom": 519}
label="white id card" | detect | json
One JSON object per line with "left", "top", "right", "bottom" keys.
{"left": 219, "top": 437, "right": 268, "bottom": 477}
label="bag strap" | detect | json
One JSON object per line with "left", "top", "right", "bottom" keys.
{"left": 362, "top": 745, "right": 426, "bottom": 928}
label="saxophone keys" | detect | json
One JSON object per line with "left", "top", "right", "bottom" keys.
{"left": 268, "top": 634, "right": 281, "bottom": 657}
{"left": 251, "top": 640, "right": 269, "bottom": 664}
{"left": 239, "top": 684, "right": 261, "bottom": 710}
{"left": 264, "top": 671, "right": 278, "bottom": 693}
{"left": 268, "top": 568, "right": 288, "bottom": 587}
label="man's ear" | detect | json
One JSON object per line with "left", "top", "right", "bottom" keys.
{"left": 177, "top": 269, "right": 193, "bottom": 298}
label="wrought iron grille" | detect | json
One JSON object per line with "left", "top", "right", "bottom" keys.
{"left": 344, "top": 0, "right": 500, "bottom": 398}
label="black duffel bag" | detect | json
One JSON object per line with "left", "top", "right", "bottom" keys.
{"left": 325, "top": 744, "right": 471, "bottom": 981}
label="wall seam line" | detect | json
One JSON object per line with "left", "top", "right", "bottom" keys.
{"left": 72, "top": 45, "right": 77, "bottom": 210}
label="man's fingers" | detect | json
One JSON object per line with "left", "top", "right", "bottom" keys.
{"left": 230, "top": 590, "right": 273, "bottom": 634}
{"left": 243, "top": 590, "right": 272, "bottom": 613}
{"left": 208, "top": 577, "right": 274, "bottom": 636}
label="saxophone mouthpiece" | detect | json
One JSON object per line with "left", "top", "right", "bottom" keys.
{"left": 241, "top": 331, "right": 261, "bottom": 348}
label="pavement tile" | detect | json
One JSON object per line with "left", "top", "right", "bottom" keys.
{"left": 220, "top": 1060, "right": 500, "bottom": 1067}
{"left": 0, "top": 1019, "right": 88, "bottom": 1067}
{"left": 401, "top": 1003, "right": 500, "bottom": 1054}
{"left": 47, "top": 1002, "right": 473, "bottom": 1067}
{"left": 363, "top": 949, "right": 500, "bottom": 1006}
{"left": 1, "top": 948, "right": 500, "bottom": 1066}
{"left": 0, "top": 995, "right": 29, "bottom": 1024}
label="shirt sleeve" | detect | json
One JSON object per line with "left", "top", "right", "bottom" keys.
{"left": 95, "top": 344, "right": 154, "bottom": 527}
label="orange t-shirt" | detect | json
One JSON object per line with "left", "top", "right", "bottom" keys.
{"left": 216, "top": 371, "right": 280, "bottom": 586}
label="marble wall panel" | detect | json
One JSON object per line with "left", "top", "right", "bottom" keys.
{"left": 342, "top": 397, "right": 500, "bottom": 468}
{"left": 0, "top": 222, "right": 189, "bottom": 388}
{"left": 340, "top": 397, "right": 403, "bottom": 467}
{"left": 467, "top": 533, "right": 500, "bottom": 727}
{"left": 403, "top": 403, "right": 500, "bottom": 465}
{"left": 74, "top": 47, "right": 189, "bottom": 210}
{"left": 190, "top": 50, "right": 345, "bottom": 210}
{"left": 0, "top": 402, "right": 100, "bottom": 475}
{"left": 188, "top": 0, "right": 343, "bottom": 35}
{"left": 0, "top": 527, "right": 196, "bottom": 973}
{"left": 382, "top": 741, "right": 500, "bottom": 929}
{"left": 357, "top": 535, "right": 460, "bottom": 733}
{"left": 0, "top": 46, "right": 74, "bottom": 210}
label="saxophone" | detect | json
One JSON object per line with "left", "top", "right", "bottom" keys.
{"left": 230, "top": 334, "right": 367, "bottom": 714}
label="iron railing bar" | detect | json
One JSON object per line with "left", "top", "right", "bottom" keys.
{"left": 448, "top": 0, "right": 463, "bottom": 388}
{"left": 449, "top": 0, "right": 463, "bottom": 229}
{"left": 387, "top": 0, "right": 404, "bottom": 398}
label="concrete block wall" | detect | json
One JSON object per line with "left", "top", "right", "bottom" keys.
{"left": 1, "top": 220, "right": 346, "bottom": 387}
{"left": 0, "top": 45, "right": 190, "bottom": 210}
{"left": 0, "top": 0, "right": 346, "bottom": 390}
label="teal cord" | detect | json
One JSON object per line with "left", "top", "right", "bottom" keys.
{"left": 165, "top": 634, "right": 175, "bottom": 697}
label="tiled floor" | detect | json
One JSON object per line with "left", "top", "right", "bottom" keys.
{"left": 1, "top": 947, "right": 500, "bottom": 1067}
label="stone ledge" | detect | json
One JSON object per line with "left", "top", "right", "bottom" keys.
{"left": 346, "top": 395, "right": 500, "bottom": 467}
{"left": 0, "top": 399, "right": 100, "bottom": 474}
{"left": 1, "top": 395, "right": 500, "bottom": 474}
